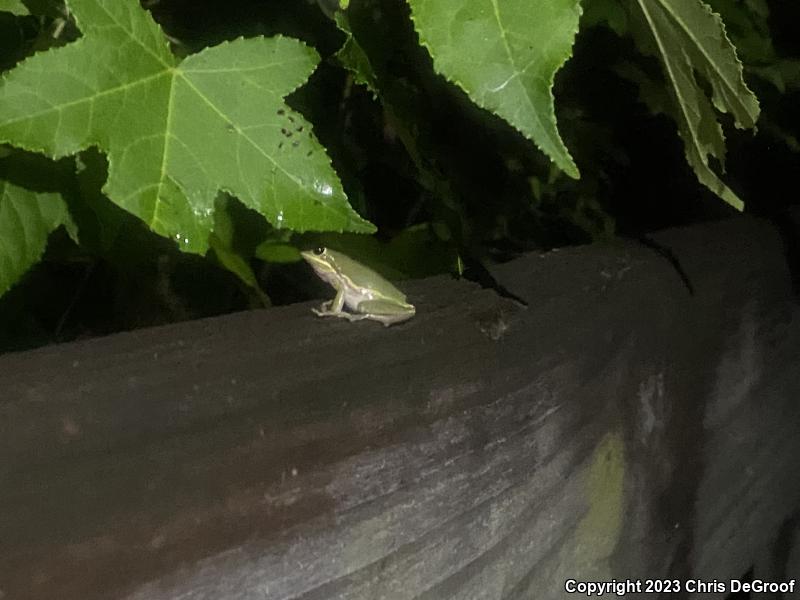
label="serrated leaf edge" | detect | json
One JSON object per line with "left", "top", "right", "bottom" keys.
{"left": 407, "top": 0, "right": 581, "bottom": 179}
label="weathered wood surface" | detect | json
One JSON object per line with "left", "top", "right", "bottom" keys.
{"left": 1, "top": 214, "right": 798, "bottom": 600}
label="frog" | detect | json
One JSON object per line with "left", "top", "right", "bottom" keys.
{"left": 301, "top": 247, "right": 415, "bottom": 326}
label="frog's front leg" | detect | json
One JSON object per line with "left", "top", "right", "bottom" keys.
{"left": 312, "top": 288, "right": 373, "bottom": 322}
{"left": 312, "top": 287, "right": 350, "bottom": 318}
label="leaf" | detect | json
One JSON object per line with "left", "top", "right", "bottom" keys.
{"left": 254, "top": 240, "right": 301, "bottom": 263}
{"left": 0, "top": 180, "right": 75, "bottom": 295}
{"left": 408, "top": 0, "right": 582, "bottom": 178}
{"left": 705, "top": 0, "right": 800, "bottom": 94}
{"left": 0, "top": 0, "right": 28, "bottom": 15}
{"left": 582, "top": 0, "right": 629, "bottom": 36}
{"left": 0, "top": 0, "right": 375, "bottom": 256}
{"left": 334, "top": 11, "right": 378, "bottom": 96}
{"left": 209, "top": 234, "right": 269, "bottom": 306}
{"left": 628, "top": 0, "right": 760, "bottom": 210}
{"left": 209, "top": 195, "right": 269, "bottom": 305}
{"left": 703, "top": 0, "right": 773, "bottom": 66}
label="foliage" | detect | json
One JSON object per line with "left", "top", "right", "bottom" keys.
{"left": 625, "top": 0, "right": 760, "bottom": 210}
{"left": 0, "top": 0, "right": 373, "bottom": 255}
{"left": 409, "top": 0, "right": 582, "bottom": 178}
{"left": 0, "top": 0, "right": 796, "bottom": 347}
{"left": 0, "top": 179, "right": 75, "bottom": 296}
{"left": 0, "top": 0, "right": 27, "bottom": 16}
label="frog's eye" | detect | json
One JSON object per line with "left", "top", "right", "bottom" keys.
{"left": 313, "top": 246, "right": 325, "bottom": 255}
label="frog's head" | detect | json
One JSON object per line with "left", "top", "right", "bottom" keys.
{"left": 301, "top": 247, "right": 340, "bottom": 284}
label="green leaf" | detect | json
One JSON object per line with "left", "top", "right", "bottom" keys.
{"left": 628, "top": 0, "right": 760, "bottom": 210}
{"left": 209, "top": 233, "right": 269, "bottom": 305}
{"left": 705, "top": 0, "right": 800, "bottom": 93}
{"left": 209, "top": 195, "right": 269, "bottom": 305}
{"left": 0, "top": 0, "right": 28, "bottom": 15}
{"left": 408, "top": 0, "right": 582, "bottom": 178}
{"left": 703, "top": 0, "right": 773, "bottom": 65}
{"left": 582, "top": 0, "right": 629, "bottom": 35}
{"left": 254, "top": 240, "right": 301, "bottom": 263}
{"left": 0, "top": 180, "right": 75, "bottom": 296}
{"left": 0, "top": 0, "right": 375, "bottom": 256}
{"left": 334, "top": 11, "right": 378, "bottom": 96}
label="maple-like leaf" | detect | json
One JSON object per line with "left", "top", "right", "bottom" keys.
{"left": 409, "top": 0, "right": 582, "bottom": 179}
{"left": 0, "top": 0, "right": 374, "bottom": 254}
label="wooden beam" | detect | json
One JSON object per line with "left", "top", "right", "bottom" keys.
{"left": 1, "top": 214, "right": 798, "bottom": 599}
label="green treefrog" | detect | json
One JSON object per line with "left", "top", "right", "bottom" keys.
{"left": 301, "top": 247, "right": 416, "bottom": 326}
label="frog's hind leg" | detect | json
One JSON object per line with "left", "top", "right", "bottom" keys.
{"left": 311, "top": 307, "right": 370, "bottom": 322}
{"left": 356, "top": 299, "right": 416, "bottom": 326}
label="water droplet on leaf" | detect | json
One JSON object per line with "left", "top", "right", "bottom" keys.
{"left": 313, "top": 181, "right": 333, "bottom": 197}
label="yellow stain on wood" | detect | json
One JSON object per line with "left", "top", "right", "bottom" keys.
{"left": 574, "top": 431, "right": 626, "bottom": 571}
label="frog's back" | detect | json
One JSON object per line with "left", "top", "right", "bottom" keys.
{"left": 328, "top": 250, "right": 407, "bottom": 302}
